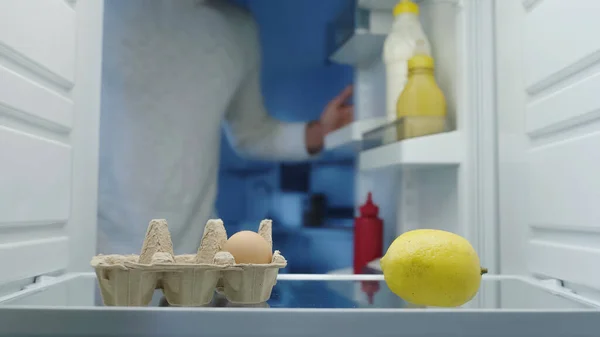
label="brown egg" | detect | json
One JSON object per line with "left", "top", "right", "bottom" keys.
{"left": 223, "top": 230, "right": 272, "bottom": 264}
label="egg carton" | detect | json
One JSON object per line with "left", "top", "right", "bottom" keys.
{"left": 90, "top": 218, "right": 287, "bottom": 307}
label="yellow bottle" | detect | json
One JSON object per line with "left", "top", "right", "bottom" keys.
{"left": 395, "top": 44, "right": 446, "bottom": 140}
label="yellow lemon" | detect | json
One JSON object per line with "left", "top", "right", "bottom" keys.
{"left": 380, "top": 229, "right": 487, "bottom": 307}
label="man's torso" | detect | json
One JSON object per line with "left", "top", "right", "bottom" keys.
{"left": 98, "top": 0, "right": 253, "bottom": 255}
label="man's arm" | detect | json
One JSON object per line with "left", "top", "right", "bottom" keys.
{"left": 305, "top": 120, "right": 325, "bottom": 155}
{"left": 223, "top": 13, "right": 353, "bottom": 161}
{"left": 223, "top": 64, "right": 318, "bottom": 161}
{"left": 222, "top": 11, "right": 317, "bottom": 162}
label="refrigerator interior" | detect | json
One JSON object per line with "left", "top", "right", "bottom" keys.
{"left": 1, "top": 0, "right": 600, "bottom": 334}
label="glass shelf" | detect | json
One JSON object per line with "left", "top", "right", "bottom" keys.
{"left": 0, "top": 273, "right": 598, "bottom": 337}
{"left": 361, "top": 116, "right": 450, "bottom": 151}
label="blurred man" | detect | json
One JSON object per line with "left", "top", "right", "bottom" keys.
{"left": 97, "top": 0, "right": 353, "bottom": 255}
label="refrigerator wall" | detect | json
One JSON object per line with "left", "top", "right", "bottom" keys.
{"left": 496, "top": 0, "right": 600, "bottom": 302}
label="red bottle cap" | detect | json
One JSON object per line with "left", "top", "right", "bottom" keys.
{"left": 359, "top": 192, "right": 379, "bottom": 217}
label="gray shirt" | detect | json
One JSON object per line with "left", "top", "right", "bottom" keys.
{"left": 97, "top": 0, "right": 310, "bottom": 255}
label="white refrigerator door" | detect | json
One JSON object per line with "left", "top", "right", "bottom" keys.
{"left": 0, "top": 0, "right": 103, "bottom": 294}
{"left": 496, "top": 0, "right": 600, "bottom": 299}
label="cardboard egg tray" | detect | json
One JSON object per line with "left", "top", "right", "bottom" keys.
{"left": 90, "top": 218, "right": 287, "bottom": 307}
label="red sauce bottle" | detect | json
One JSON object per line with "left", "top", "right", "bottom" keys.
{"left": 353, "top": 192, "right": 383, "bottom": 274}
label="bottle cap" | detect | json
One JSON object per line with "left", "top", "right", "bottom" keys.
{"left": 393, "top": 0, "right": 419, "bottom": 16}
{"left": 359, "top": 192, "right": 379, "bottom": 217}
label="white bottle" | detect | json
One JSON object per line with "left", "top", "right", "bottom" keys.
{"left": 383, "top": 0, "right": 431, "bottom": 122}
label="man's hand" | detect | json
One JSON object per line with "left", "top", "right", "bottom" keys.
{"left": 305, "top": 85, "right": 354, "bottom": 155}
{"left": 320, "top": 85, "right": 354, "bottom": 134}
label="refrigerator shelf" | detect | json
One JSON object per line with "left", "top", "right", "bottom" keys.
{"left": 324, "top": 117, "right": 387, "bottom": 155}
{"left": 329, "top": 0, "right": 462, "bottom": 66}
{"left": 0, "top": 273, "right": 597, "bottom": 337}
{"left": 359, "top": 127, "right": 462, "bottom": 171}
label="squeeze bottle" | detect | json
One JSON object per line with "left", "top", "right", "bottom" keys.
{"left": 395, "top": 41, "right": 447, "bottom": 139}
{"left": 353, "top": 192, "right": 383, "bottom": 275}
{"left": 383, "top": 0, "right": 431, "bottom": 122}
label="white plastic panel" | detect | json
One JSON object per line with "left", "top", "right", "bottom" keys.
{"left": 0, "top": 274, "right": 94, "bottom": 307}
{"left": 524, "top": 0, "right": 600, "bottom": 95}
{"left": 526, "top": 69, "right": 600, "bottom": 135}
{"left": 0, "top": 66, "right": 73, "bottom": 130}
{"left": 359, "top": 131, "right": 463, "bottom": 170}
{"left": 413, "top": 168, "right": 458, "bottom": 232}
{"left": 0, "top": 0, "right": 103, "bottom": 288}
{"left": 0, "top": 238, "right": 69, "bottom": 286}
{"left": 0, "top": 0, "right": 76, "bottom": 86}
{"left": 0, "top": 128, "right": 71, "bottom": 224}
{"left": 497, "top": 0, "right": 600, "bottom": 290}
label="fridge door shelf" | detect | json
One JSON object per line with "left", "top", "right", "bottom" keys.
{"left": 0, "top": 273, "right": 598, "bottom": 337}
{"left": 328, "top": 0, "right": 463, "bottom": 66}
{"left": 359, "top": 0, "right": 463, "bottom": 11}
{"left": 327, "top": 5, "right": 392, "bottom": 66}
{"left": 360, "top": 116, "right": 452, "bottom": 151}
{"left": 324, "top": 117, "right": 387, "bottom": 155}
{"left": 359, "top": 125, "right": 463, "bottom": 172}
